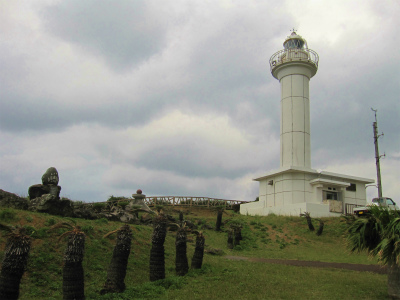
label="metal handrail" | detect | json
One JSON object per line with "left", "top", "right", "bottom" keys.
{"left": 144, "top": 196, "right": 248, "bottom": 209}
{"left": 83, "top": 196, "right": 249, "bottom": 210}
{"left": 269, "top": 48, "right": 319, "bottom": 72}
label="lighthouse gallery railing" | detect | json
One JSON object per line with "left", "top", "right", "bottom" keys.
{"left": 269, "top": 49, "right": 319, "bottom": 72}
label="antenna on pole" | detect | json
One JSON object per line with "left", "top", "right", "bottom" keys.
{"left": 371, "top": 108, "right": 385, "bottom": 198}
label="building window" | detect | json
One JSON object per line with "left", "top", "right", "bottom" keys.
{"left": 346, "top": 183, "right": 356, "bottom": 192}
{"left": 323, "top": 190, "right": 340, "bottom": 201}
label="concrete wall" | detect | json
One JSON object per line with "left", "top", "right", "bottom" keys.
{"left": 245, "top": 170, "right": 371, "bottom": 217}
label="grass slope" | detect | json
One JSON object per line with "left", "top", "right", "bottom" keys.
{"left": 0, "top": 207, "right": 388, "bottom": 300}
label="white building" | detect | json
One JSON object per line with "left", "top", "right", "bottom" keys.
{"left": 241, "top": 31, "right": 374, "bottom": 217}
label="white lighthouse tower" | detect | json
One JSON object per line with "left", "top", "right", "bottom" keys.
{"left": 272, "top": 31, "right": 317, "bottom": 169}
{"left": 241, "top": 31, "right": 374, "bottom": 217}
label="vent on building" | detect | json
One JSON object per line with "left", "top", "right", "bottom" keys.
{"left": 268, "top": 180, "right": 274, "bottom": 185}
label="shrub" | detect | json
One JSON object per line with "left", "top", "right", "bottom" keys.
{"left": 93, "top": 202, "right": 107, "bottom": 212}
{"left": 117, "top": 201, "right": 130, "bottom": 209}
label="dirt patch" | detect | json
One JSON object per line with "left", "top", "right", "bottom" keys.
{"left": 225, "top": 256, "right": 387, "bottom": 274}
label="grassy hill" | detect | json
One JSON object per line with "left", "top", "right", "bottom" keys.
{"left": 0, "top": 206, "right": 388, "bottom": 300}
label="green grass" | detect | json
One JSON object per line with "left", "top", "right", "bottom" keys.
{"left": 0, "top": 207, "right": 389, "bottom": 299}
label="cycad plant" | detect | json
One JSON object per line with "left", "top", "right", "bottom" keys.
{"left": 149, "top": 211, "right": 168, "bottom": 281}
{"left": 54, "top": 222, "right": 86, "bottom": 300}
{"left": 175, "top": 224, "right": 189, "bottom": 276}
{"left": 227, "top": 229, "right": 234, "bottom": 249}
{"left": 191, "top": 231, "right": 205, "bottom": 269}
{"left": 345, "top": 206, "right": 400, "bottom": 299}
{"left": 300, "top": 212, "right": 315, "bottom": 231}
{"left": 232, "top": 225, "right": 243, "bottom": 247}
{"left": 101, "top": 224, "right": 133, "bottom": 294}
{"left": 0, "top": 225, "right": 31, "bottom": 300}
{"left": 316, "top": 219, "right": 324, "bottom": 236}
{"left": 215, "top": 208, "right": 224, "bottom": 231}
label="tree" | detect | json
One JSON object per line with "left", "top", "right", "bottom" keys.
{"left": 101, "top": 224, "right": 133, "bottom": 294}
{"left": 0, "top": 225, "right": 31, "bottom": 300}
{"left": 345, "top": 206, "right": 400, "bottom": 299}
{"left": 191, "top": 231, "right": 205, "bottom": 269}
{"left": 53, "top": 222, "right": 86, "bottom": 300}
{"left": 175, "top": 224, "right": 189, "bottom": 276}
{"left": 149, "top": 211, "right": 168, "bottom": 281}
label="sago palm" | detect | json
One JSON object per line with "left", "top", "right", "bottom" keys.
{"left": 215, "top": 208, "right": 223, "bottom": 231}
{"left": 175, "top": 224, "right": 189, "bottom": 276}
{"left": 346, "top": 206, "right": 400, "bottom": 299}
{"left": 101, "top": 224, "right": 132, "bottom": 294}
{"left": 0, "top": 225, "right": 31, "bottom": 300}
{"left": 191, "top": 231, "right": 205, "bottom": 269}
{"left": 149, "top": 211, "right": 168, "bottom": 281}
{"left": 300, "top": 212, "right": 315, "bottom": 231}
{"left": 53, "top": 222, "right": 86, "bottom": 300}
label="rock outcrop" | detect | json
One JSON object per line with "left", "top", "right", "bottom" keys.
{"left": 0, "top": 189, "right": 28, "bottom": 210}
{"left": 2, "top": 181, "right": 154, "bottom": 224}
{"left": 28, "top": 167, "right": 61, "bottom": 200}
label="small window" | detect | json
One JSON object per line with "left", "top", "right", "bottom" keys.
{"left": 346, "top": 184, "right": 357, "bottom": 192}
{"left": 323, "top": 191, "right": 339, "bottom": 201}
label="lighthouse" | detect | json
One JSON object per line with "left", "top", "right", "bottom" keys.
{"left": 271, "top": 31, "right": 318, "bottom": 169}
{"left": 241, "top": 31, "right": 374, "bottom": 217}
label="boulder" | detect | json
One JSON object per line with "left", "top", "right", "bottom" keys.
{"left": 28, "top": 184, "right": 61, "bottom": 200}
{"left": 72, "top": 205, "right": 99, "bottom": 220}
{"left": 29, "top": 194, "right": 74, "bottom": 217}
{"left": 41, "top": 167, "right": 59, "bottom": 185}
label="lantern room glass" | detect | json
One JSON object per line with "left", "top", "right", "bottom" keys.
{"left": 284, "top": 39, "right": 305, "bottom": 50}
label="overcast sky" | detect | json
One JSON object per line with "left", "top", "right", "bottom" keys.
{"left": 1, "top": 0, "right": 399, "bottom": 203}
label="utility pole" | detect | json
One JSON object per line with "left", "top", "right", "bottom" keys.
{"left": 371, "top": 108, "right": 384, "bottom": 198}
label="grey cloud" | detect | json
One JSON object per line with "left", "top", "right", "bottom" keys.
{"left": 42, "top": 0, "right": 169, "bottom": 70}
{"left": 135, "top": 143, "right": 251, "bottom": 179}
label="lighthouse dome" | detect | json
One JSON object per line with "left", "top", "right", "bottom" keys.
{"left": 283, "top": 31, "right": 307, "bottom": 50}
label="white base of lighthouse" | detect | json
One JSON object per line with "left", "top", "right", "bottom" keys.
{"left": 241, "top": 167, "right": 374, "bottom": 217}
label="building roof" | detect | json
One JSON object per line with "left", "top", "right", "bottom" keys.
{"left": 253, "top": 167, "right": 374, "bottom": 184}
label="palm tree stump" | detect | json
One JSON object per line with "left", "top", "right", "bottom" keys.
{"left": 191, "top": 232, "right": 205, "bottom": 269}
{"left": 316, "top": 219, "right": 324, "bottom": 236}
{"left": 215, "top": 209, "right": 223, "bottom": 231}
{"left": 227, "top": 229, "right": 234, "bottom": 249}
{"left": 101, "top": 225, "right": 132, "bottom": 294}
{"left": 0, "top": 227, "right": 31, "bottom": 300}
{"left": 62, "top": 228, "right": 85, "bottom": 300}
{"left": 150, "top": 213, "right": 167, "bottom": 281}
{"left": 233, "top": 226, "right": 242, "bottom": 247}
{"left": 175, "top": 226, "right": 189, "bottom": 276}
{"left": 300, "top": 212, "right": 315, "bottom": 231}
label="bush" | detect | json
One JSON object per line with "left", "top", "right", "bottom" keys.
{"left": 93, "top": 202, "right": 107, "bottom": 212}
{"left": 117, "top": 201, "right": 130, "bottom": 209}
